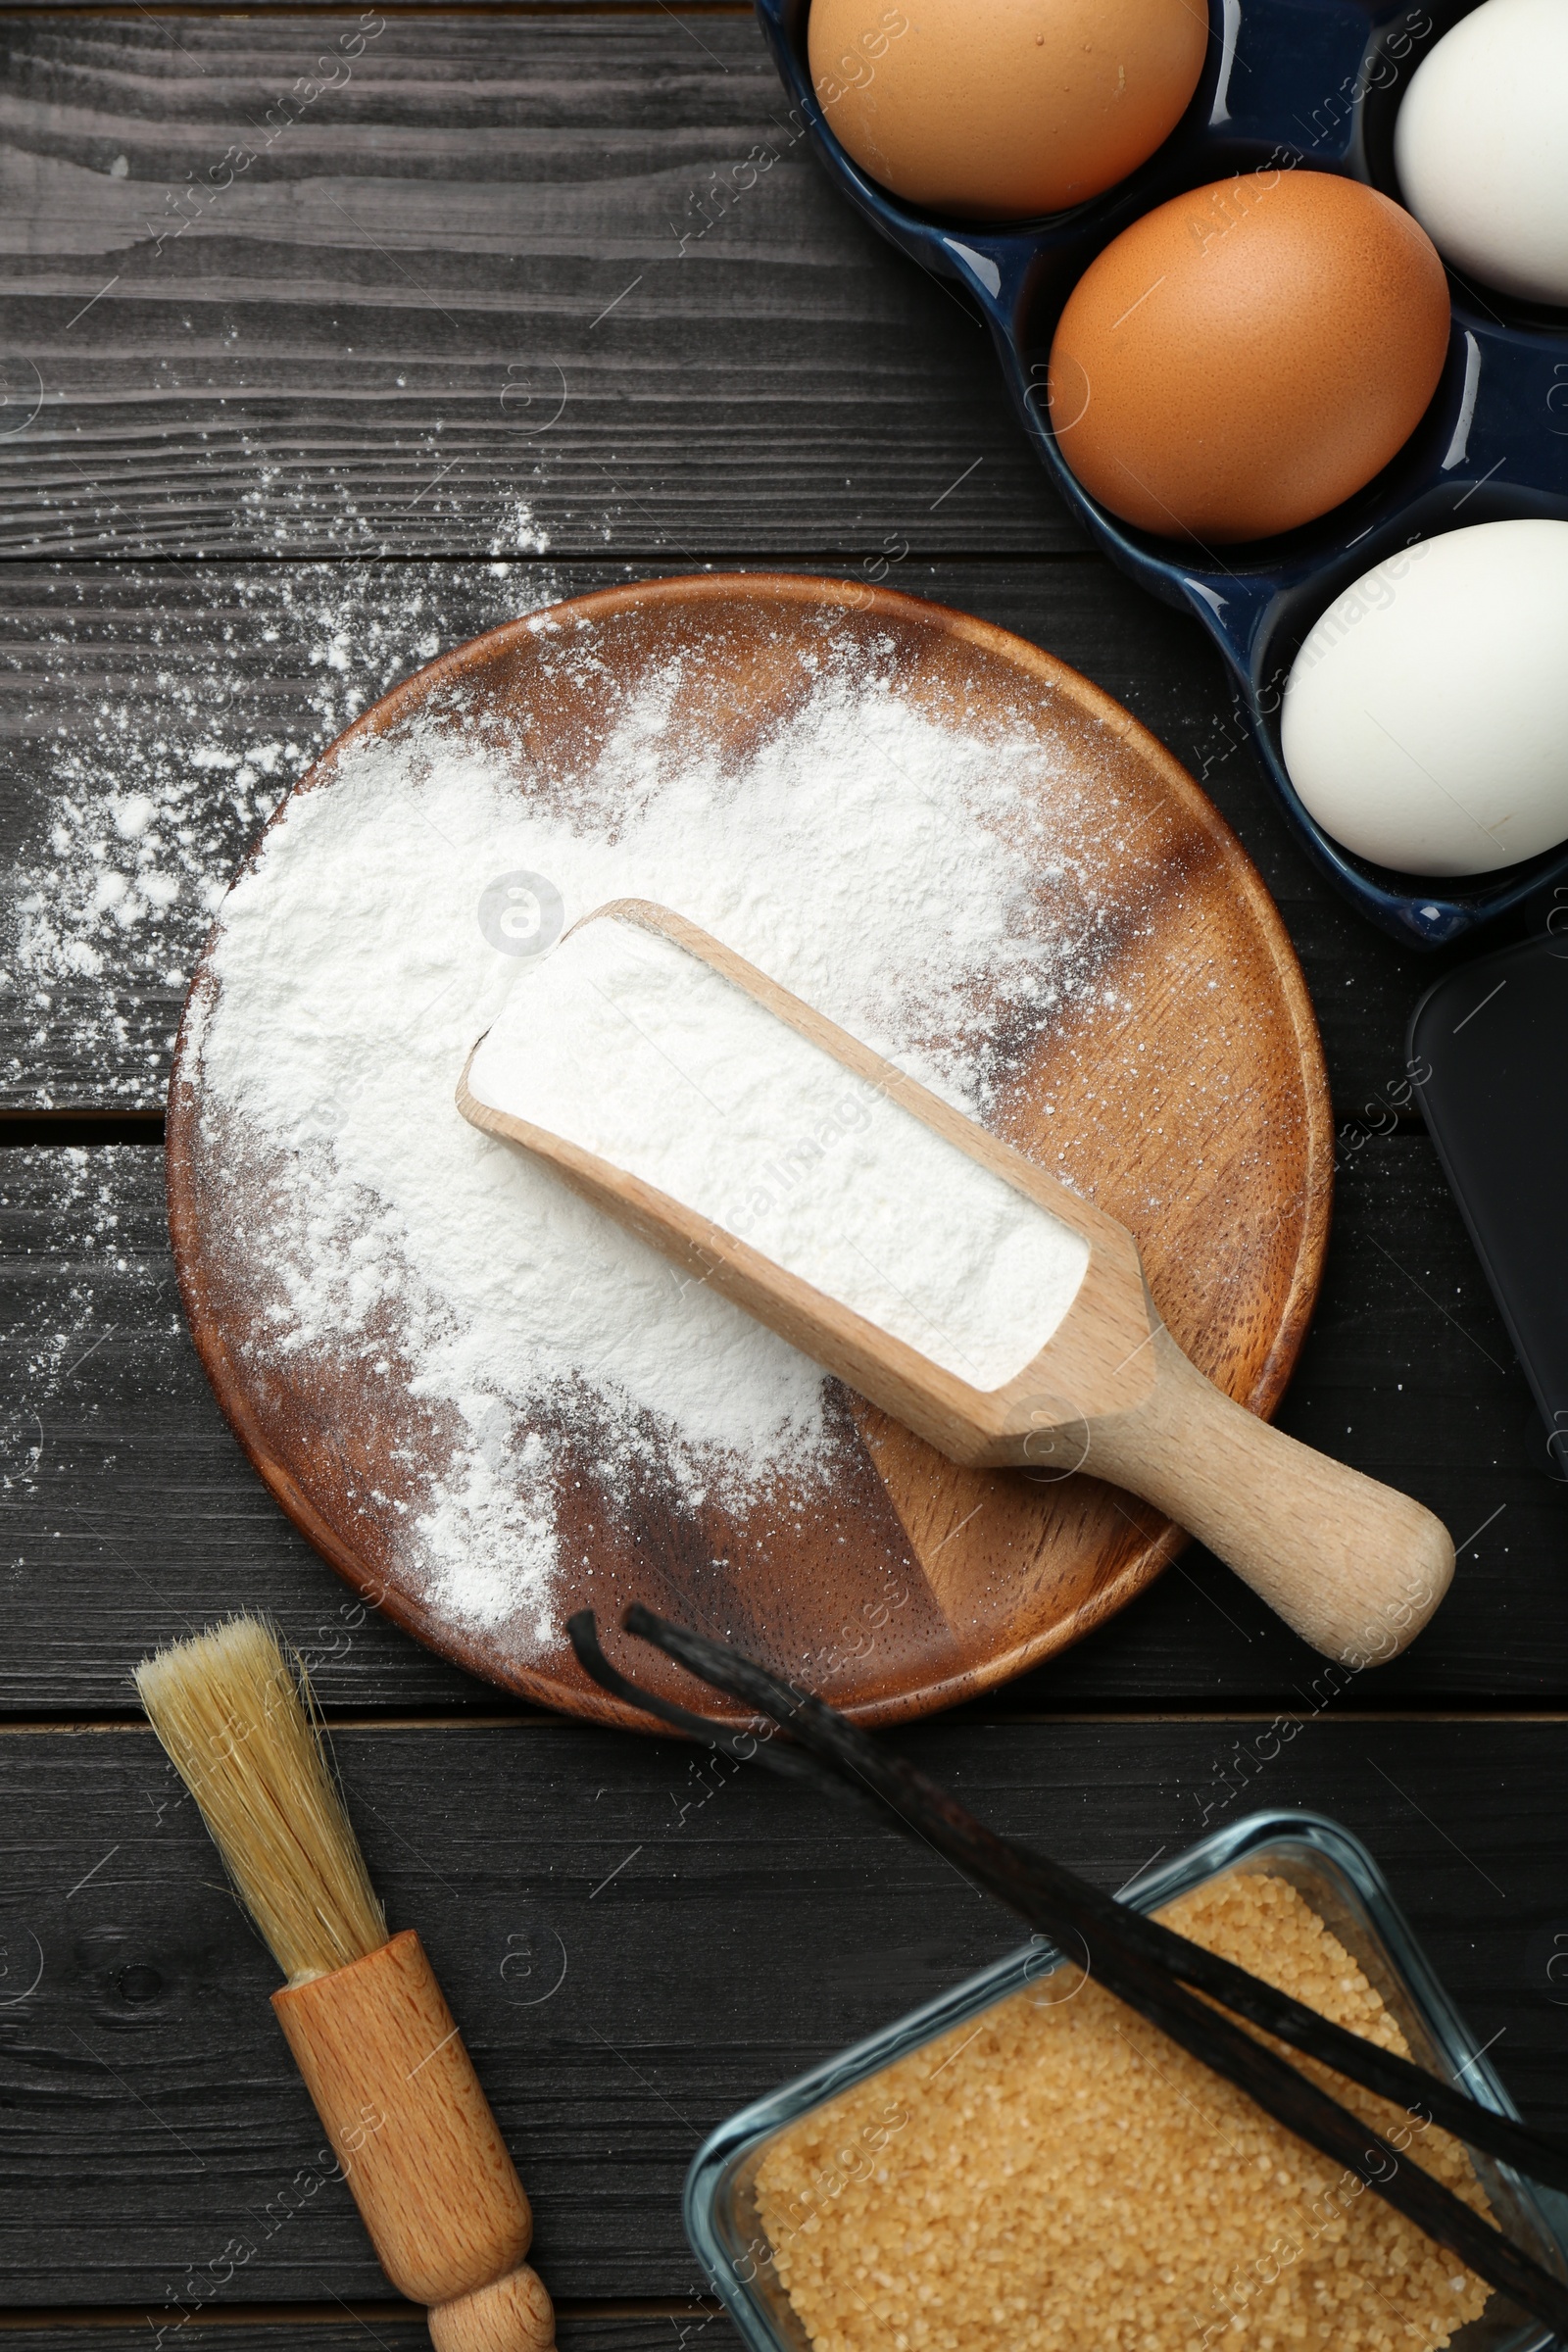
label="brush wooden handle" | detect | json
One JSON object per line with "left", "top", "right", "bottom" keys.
{"left": 1086, "top": 1319, "right": 1453, "bottom": 1663}
{"left": 272, "top": 1929, "right": 555, "bottom": 2351}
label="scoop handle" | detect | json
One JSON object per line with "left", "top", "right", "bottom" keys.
{"left": 1085, "top": 1321, "right": 1453, "bottom": 1663}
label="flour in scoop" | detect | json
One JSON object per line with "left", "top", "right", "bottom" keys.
{"left": 468, "top": 918, "right": 1089, "bottom": 1390}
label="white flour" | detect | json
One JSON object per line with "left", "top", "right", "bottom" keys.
{"left": 3, "top": 563, "right": 559, "bottom": 1104}
{"left": 191, "top": 630, "right": 1116, "bottom": 1645}
{"left": 467, "top": 916, "right": 1089, "bottom": 1390}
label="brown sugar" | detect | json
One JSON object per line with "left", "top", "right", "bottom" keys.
{"left": 754, "top": 1872, "right": 1494, "bottom": 2352}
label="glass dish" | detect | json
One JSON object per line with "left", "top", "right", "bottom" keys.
{"left": 685, "top": 1807, "right": 1568, "bottom": 2352}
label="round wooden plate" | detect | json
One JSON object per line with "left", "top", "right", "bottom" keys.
{"left": 167, "top": 575, "right": 1332, "bottom": 1728}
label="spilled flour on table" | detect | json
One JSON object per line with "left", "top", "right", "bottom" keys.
{"left": 188, "top": 630, "right": 1124, "bottom": 1648}
{"left": 2, "top": 563, "right": 560, "bottom": 1102}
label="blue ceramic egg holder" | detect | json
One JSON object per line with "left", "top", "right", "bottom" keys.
{"left": 756, "top": 0, "right": 1568, "bottom": 949}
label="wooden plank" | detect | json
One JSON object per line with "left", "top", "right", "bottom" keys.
{"left": 0, "top": 15, "right": 1074, "bottom": 560}
{"left": 0, "top": 2312, "right": 734, "bottom": 2348}
{"left": 0, "top": 2316, "right": 727, "bottom": 2349}
{"left": 0, "top": 1140, "right": 501, "bottom": 1717}
{"left": 0, "top": 559, "right": 556, "bottom": 1113}
{"left": 0, "top": 0, "right": 747, "bottom": 9}
{"left": 0, "top": 558, "right": 1438, "bottom": 1117}
{"left": 1, "top": 1136, "right": 1559, "bottom": 1715}
{"left": 0, "top": 1714, "right": 1561, "bottom": 2307}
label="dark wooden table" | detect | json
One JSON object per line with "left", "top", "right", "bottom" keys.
{"left": 2, "top": 9, "right": 1566, "bottom": 2345}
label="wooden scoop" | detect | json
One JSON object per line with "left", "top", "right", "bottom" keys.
{"left": 458, "top": 900, "right": 1452, "bottom": 1666}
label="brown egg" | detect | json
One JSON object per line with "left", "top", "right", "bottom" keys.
{"left": 807, "top": 0, "right": 1210, "bottom": 220}
{"left": 1047, "top": 171, "right": 1451, "bottom": 542}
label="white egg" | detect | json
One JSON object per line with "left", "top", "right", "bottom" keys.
{"left": 1395, "top": 0, "right": 1568, "bottom": 307}
{"left": 1280, "top": 519, "right": 1568, "bottom": 877}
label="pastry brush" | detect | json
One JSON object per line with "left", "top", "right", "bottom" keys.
{"left": 135, "top": 1614, "right": 553, "bottom": 2352}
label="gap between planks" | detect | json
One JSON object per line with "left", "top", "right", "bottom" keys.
{"left": 0, "top": 2302, "right": 725, "bottom": 2333}
{"left": 0, "top": 1113, "right": 1440, "bottom": 1144}
{"left": 0, "top": 552, "right": 1102, "bottom": 571}
{"left": 0, "top": 5, "right": 755, "bottom": 19}
{"left": 0, "top": 1114, "right": 165, "bottom": 1146}
{"left": 3, "top": 1709, "right": 1567, "bottom": 1736}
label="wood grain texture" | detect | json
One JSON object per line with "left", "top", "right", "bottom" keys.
{"left": 274, "top": 1931, "right": 539, "bottom": 2314}
{"left": 0, "top": 5, "right": 1553, "bottom": 2330}
{"left": 0, "top": 0, "right": 739, "bottom": 10}
{"left": 0, "top": 558, "right": 1444, "bottom": 1118}
{"left": 2, "top": 1137, "right": 1561, "bottom": 1712}
{"left": 429, "top": 2263, "right": 556, "bottom": 2352}
{"left": 0, "top": 2314, "right": 731, "bottom": 2350}
{"left": 165, "top": 573, "right": 1332, "bottom": 1725}
{"left": 0, "top": 1141, "right": 500, "bottom": 1719}
{"left": 0, "top": 15, "right": 1071, "bottom": 561}
{"left": 0, "top": 1714, "right": 1562, "bottom": 2306}
{"left": 1085, "top": 1320, "right": 1453, "bottom": 1663}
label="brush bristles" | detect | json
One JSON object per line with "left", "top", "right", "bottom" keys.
{"left": 135, "top": 1615, "right": 386, "bottom": 1985}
